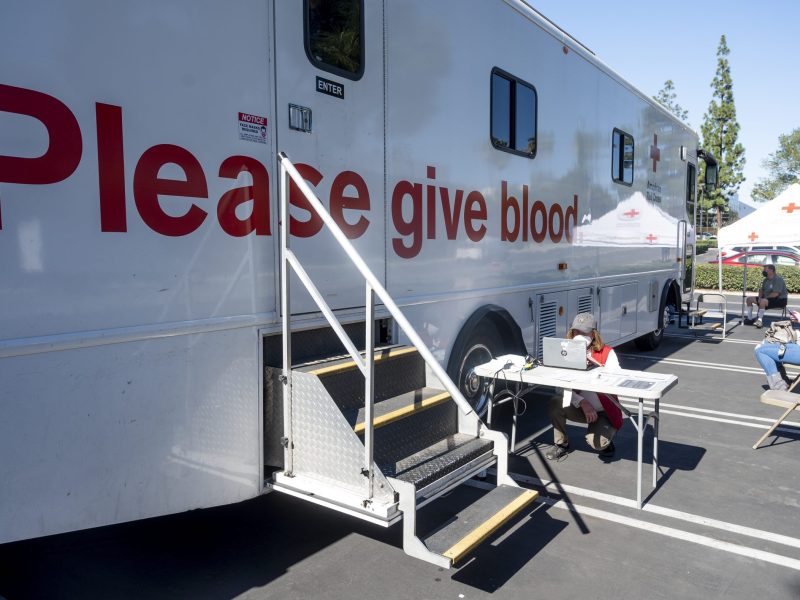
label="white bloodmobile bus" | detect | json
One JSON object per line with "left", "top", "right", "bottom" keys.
{"left": 1, "top": 0, "right": 717, "bottom": 559}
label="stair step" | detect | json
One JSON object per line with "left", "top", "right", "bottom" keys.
{"left": 350, "top": 388, "right": 451, "bottom": 434}
{"left": 296, "top": 345, "right": 427, "bottom": 411}
{"left": 296, "top": 345, "right": 415, "bottom": 376}
{"left": 380, "top": 434, "right": 494, "bottom": 489}
{"left": 424, "top": 485, "right": 538, "bottom": 565}
{"left": 374, "top": 401, "right": 459, "bottom": 467}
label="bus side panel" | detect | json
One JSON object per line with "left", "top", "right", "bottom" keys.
{"left": 0, "top": 0, "right": 277, "bottom": 340}
{"left": 0, "top": 1, "right": 273, "bottom": 542}
{"left": 0, "top": 329, "right": 260, "bottom": 544}
{"left": 384, "top": 0, "right": 695, "bottom": 350}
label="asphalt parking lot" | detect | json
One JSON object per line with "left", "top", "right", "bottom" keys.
{"left": 2, "top": 304, "right": 800, "bottom": 600}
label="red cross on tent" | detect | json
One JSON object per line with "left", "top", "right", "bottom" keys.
{"left": 646, "top": 233, "right": 658, "bottom": 243}
{"left": 623, "top": 209, "right": 640, "bottom": 218}
{"left": 650, "top": 134, "right": 660, "bottom": 172}
{"left": 782, "top": 202, "right": 798, "bottom": 213}
{"left": 748, "top": 231, "right": 759, "bottom": 242}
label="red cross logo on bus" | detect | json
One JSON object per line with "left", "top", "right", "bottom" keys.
{"left": 623, "top": 209, "right": 640, "bottom": 218}
{"left": 748, "top": 231, "right": 759, "bottom": 242}
{"left": 650, "top": 134, "right": 660, "bottom": 172}
{"left": 646, "top": 233, "right": 658, "bottom": 243}
{"left": 782, "top": 202, "right": 798, "bottom": 213}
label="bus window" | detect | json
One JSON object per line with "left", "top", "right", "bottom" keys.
{"left": 490, "top": 68, "right": 537, "bottom": 158}
{"left": 612, "top": 128, "right": 634, "bottom": 185}
{"left": 305, "top": 0, "right": 364, "bottom": 80}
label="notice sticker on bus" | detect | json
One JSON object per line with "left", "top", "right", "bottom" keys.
{"left": 238, "top": 112, "right": 267, "bottom": 144}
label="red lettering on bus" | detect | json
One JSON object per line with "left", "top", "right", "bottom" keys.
{"left": 133, "top": 144, "right": 208, "bottom": 236}
{"left": 288, "top": 163, "right": 324, "bottom": 238}
{"left": 0, "top": 84, "right": 83, "bottom": 229}
{"left": 217, "top": 156, "right": 270, "bottom": 237}
{"left": 0, "top": 84, "right": 83, "bottom": 185}
{"left": 96, "top": 103, "right": 127, "bottom": 232}
{"left": 464, "top": 191, "right": 487, "bottom": 242}
{"left": 440, "top": 187, "right": 463, "bottom": 240}
{"left": 391, "top": 180, "right": 423, "bottom": 259}
{"left": 501, "top": 181, "right": 520, "bottom": 242}
{"left": 530, "top": 200, "right": 547, "bottom": 243}
{"left": 329, "top": 170, "right": 370, "bottom": 239}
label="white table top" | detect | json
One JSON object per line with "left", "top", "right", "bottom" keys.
{"left": 473, "top": 354, "right": 677, "bottom": 400}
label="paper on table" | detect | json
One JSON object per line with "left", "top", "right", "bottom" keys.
{"left": 551, "top": 373, "right": 581, "bottom": 382}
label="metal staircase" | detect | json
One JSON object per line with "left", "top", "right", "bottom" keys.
{"left": 269, "top": 153, "right": 537, "bottom": 568}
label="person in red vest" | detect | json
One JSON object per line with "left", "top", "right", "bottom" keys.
{"left": 545, "top": 313, "right": 624, "bottom": 461}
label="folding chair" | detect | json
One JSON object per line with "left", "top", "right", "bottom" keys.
{"left": 752, "top": 377, "right": 800, "bottom": 449}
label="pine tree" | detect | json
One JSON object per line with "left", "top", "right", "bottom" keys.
{"left": 699, "top": 35, "right": 745, "bottom": 228}
{"left": 653, "top": 80, "right": 689, "bottom": 124}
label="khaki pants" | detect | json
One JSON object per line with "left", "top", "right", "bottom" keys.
{"left": 548, "top": 395, "right": 616, "bottom": 450}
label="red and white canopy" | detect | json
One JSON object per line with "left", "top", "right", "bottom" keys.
{"left": 717, "top": 184, "right": 800, "bottom": 248}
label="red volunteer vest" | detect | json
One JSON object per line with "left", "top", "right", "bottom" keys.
{"left": 590, "top": 346, "right": 624, "bottom": 430}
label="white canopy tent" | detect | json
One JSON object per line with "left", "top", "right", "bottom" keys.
{"left": 717, "top": 184, "right": 800, "bottom": 249}
{"left": 716, "top": 184, "right": 800, "bottom": 318}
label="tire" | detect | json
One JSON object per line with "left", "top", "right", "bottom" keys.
{"left": 634, "top": 303, "right": 671, "bottom": 351}
{"left": 448, "top": 321, "right": 504, "bottom": 417}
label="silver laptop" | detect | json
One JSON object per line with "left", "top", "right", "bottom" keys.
{"left": 542, "top": 337, "right": 589, "bottom": 370}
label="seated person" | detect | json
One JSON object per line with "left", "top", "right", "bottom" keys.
{"left": 546, "top": 313, "right": 624, "bottom": 461}
{"left": 754, "top": 320, "right": 800, "bottom": 391}
{"left": 746, "top": 264, "right": 788, "bottom": 328}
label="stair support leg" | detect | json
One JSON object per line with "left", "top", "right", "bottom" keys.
{"left": 390, "top": 477, "right": 452, "bottom": 569}
{"left": 364, "top": 283, "right": 375, "bottom": 500}
{"left": 480, "top": 429, "right": 517, "bottom": 487}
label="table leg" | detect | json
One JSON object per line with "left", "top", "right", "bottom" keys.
{"left": 511, "top": 399, "right": 518, "bottom": 453}
{"left": 487, "top": 380, "right": 494, "bottom": 428}
{"left": 652, "top": 396, "right": 660, "bottom": 488}
{"left": 637, "top": 398, "right": 644, "bottom": 509}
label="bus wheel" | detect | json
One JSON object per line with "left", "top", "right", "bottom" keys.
{"left": 635, "top": 304, "right": 670, "bottom": 351}
{"left": 449, "top": 322, "right": 503, "bottom": 417}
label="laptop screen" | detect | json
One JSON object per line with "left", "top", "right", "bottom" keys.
{"left": 541, "top": 337, "right": 589, "bottom": 370}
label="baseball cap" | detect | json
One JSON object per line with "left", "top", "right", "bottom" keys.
{"left": 570, "top": 313, "right": 596, "bottom": 334}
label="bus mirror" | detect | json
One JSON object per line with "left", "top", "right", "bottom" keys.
{"left": 704, "top": 164, "right": 718, "bottom": 192}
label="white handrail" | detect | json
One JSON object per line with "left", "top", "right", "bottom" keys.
{"left": 278, "top": 153, "right": 479, "bottom": 495}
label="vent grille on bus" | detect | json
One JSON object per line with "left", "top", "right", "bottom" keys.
{"left": 537, "top": 301, "right": 558, "bottom": 360}
{"left": 578, "top": 294, "right": 593, "bottom": 315}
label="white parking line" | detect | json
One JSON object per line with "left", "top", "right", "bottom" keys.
{"left": 626, "top": 399, "right": 793, "bottom": 422}
{"left": 617, "top": 402, "right": 800, "bottom": 433}
{"left": 542, "top": 497, "right": 800, "bottom": 571}
{"left": 620, "top": 353, "right": 769, "bottom": 374}
{"left": 509, "top": 473, "right": 800, "bottom": 551}
{"left": 665, "top": 333, "right": 759, "bottom": 345}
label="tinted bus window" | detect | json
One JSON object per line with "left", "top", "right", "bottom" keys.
{"left": 306, "top": 0, "right": 364, "bottom": 80}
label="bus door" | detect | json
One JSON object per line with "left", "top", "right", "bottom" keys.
{"left": 274, "top": 0, "right": 385, "bottom": 314}
{"left": 680, "top": 162, "right": 698, "bottom": 295}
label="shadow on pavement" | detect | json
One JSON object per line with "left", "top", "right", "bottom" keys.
{"left": 0, "top": 493, "right": 395, "bottom": 600}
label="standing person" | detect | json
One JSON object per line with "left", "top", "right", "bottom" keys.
{"left": 746, "top": 264, "right": 788, "bottom": 328}
{"left": 545, "top": 313, "right": 624, "bottom": 461}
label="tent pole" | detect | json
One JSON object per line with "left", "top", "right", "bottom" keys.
{"left": 741, "top": 248, "right": 749, "bottom": 322}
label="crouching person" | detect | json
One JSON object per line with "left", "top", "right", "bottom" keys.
{"left": 545, "top": 313, "right": 625, "bottom": 461}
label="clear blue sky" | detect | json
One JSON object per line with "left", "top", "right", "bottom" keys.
{"left": 537, "top": 0, "right": 799, "bottom": 205}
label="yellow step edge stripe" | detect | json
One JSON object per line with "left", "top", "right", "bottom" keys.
{"left": 353, "top": 392, "right": 451, "bottom": 434}
{"left": 443, "top": 489, "right": 539, "bottom": 564}
{"left": 309, "top": 346, "right": 418, "bottom": 377}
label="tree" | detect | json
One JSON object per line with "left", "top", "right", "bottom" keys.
{"left": 751, "top": 128, "right": 800, "bottom": 202}
{"left": 653, "top": 80, "right": 689, "bottom": 124}
{"left": 699, "top": 35, "right": 746, "bottom": 229}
